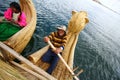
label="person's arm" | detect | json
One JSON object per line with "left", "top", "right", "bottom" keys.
{"left": 61, "top": 36, "right": 67, "bottom": 48}
{"left": 17, "top": 12, "right": 27, "bottom": 27}
{"left": 4, "top": 8, "right": 12, "bottom": 21}
{"left": 44, "top": 32, "right": 54, "bottom": 43}
{"left": 48, "top": 32, "right": 54, "bottom": 41}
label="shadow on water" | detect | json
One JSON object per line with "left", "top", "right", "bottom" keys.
{"left": 0, "top": 0, "right": 120, "bottom": 80}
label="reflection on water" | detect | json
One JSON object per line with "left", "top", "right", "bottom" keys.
{"left": 0, "top": 0, "right": 120, "bottom": 80}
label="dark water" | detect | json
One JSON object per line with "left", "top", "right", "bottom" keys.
{"left": 0, "top": 0, "right": 120, "bottom": 80}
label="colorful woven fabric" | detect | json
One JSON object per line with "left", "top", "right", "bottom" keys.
{"left": 0, "top": 22, "right": 21, "bottom": 41}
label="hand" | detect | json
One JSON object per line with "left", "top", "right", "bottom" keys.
{"left": 10, "top": 19, "right": 14, "bottom": 22}
{"left": 44, "top": 36, "right": 50, "bottom": 42}
{"left": 13, "top": 20, "right": 17, "bottom": 23}
{"left": 10, "top": 19, "right": 17, "bottom": 24}
{"left": 0, "top": 19, "right": 2, "bottom": 23}
{"left": 54, "top": 48, "right": 62, "bottom": 54}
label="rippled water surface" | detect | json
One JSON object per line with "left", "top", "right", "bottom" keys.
{"left": 0, "top": 0, "right": 120, "bottom": 80}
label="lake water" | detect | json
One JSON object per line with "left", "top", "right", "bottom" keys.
{"left": 0, "top": 0, "right": 120, "bottom": 80}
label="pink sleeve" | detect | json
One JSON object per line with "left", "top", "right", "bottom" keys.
{"left": 17, "top": 12, "right": 27, "bottom": 27}
{"left": 4, "top": 8, "right": 12, "bottom": 20}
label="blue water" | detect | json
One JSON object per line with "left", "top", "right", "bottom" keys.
{"left": 0, "top": 0, "right": 120, "bottom": 80}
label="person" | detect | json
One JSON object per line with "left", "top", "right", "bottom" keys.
{"left": 41, "top": 25, "right": 68, "bottom": 74}
{"left": 0, "top": 2, "right": 27, "bottom": 41}
{"left": 4, "top": 2, "right": 27, "bottom": 27}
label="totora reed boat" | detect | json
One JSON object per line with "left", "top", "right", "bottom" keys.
{"left": 0, "top": 0, "right": 89, "bottom": 80}
{"left": 0, "top": 0, "right": 37, "bottom": 60}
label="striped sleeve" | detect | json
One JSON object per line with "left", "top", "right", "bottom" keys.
{"left": 61, "top": 35, "right": 67, "bottom": 47}
{"left": 48, "top": 32, "right": 55, "bottom": 41}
